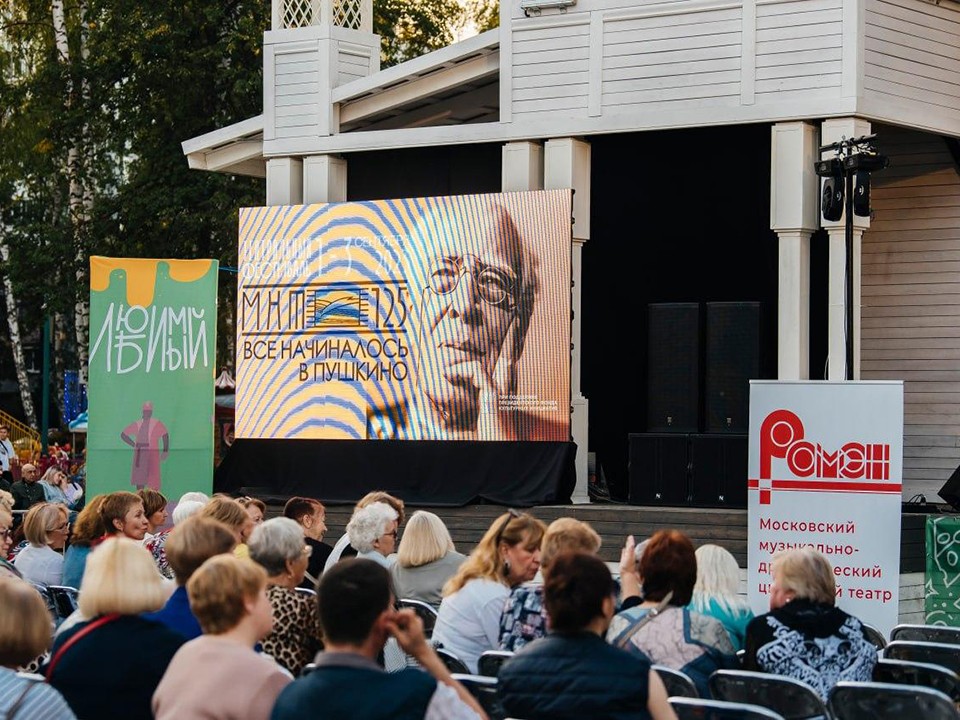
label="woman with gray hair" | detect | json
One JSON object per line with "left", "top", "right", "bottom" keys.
{"left": 248, "top": 517, "right": 323, "bottom": 676}
{"left": 345, "top": 502, "right": 398, "bottom": 569}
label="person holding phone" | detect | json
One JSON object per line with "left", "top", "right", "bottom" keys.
{"left": 367, "top": 202, "right": 565, "bottom": 442}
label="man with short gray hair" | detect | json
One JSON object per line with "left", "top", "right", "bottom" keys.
{"left": 12, "top": 463, "right": 44, "bottom": 512}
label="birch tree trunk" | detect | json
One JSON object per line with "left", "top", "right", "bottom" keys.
{"left": 0, "top": 241, "right": 38, "bottom": 427}
{"left": 52, "top": 0, "right": 91, "bottom": 386}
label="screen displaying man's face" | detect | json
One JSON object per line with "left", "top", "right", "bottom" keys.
{"left": 416, "top": 208, "right": 522, "bottom": 418}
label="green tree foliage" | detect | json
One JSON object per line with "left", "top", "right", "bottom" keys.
{"left": 1, "top": 0, "right": 466, "bottom": 398}
{"left": 376, "top": 0, "right": 466, "bottom": 67}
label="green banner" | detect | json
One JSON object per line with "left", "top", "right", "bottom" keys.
{"left": 86, "top": 258, "right": 218, "bottom": 502}
{"left": 925, "top": 515, "right": 960, "bottom": 626}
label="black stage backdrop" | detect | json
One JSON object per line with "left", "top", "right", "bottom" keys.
{"left": 215, "top": 440, "right": 576, "bottom": 507}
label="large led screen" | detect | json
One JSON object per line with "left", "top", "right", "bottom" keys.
{"left": 236, "top": 189, "right": 571, "bottom": 441}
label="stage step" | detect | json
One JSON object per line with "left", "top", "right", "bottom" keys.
{"left": 264, "top": 500, "right": 928, "bottom": 573}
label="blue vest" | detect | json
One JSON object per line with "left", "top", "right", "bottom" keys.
{"left": 271, "top": 665, "right": 437, "bottom": 720}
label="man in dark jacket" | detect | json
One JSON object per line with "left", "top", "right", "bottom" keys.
{"left": 11, "top": 463, "right": 44, "bottom": 513}
{"left": 498, "top": 552, "right": 676, "bottom": 720}
{"left": 270, "top": 558, "right": 486, "bottom": 720}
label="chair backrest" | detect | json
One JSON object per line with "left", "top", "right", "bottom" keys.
{"left": 669, "top": 696, "right": 787, "bottom": 720}
{"left": 653, "top": 664, "right": 699, "bottom": 698}
{"left": 891, "top": 624, "right": 960, "bottom": 646}
{"left": 398, "top": 598, "right": 439, "bottom": 637}
{"left": 47, "top": 585, "right": 79, "bottom": 620}
{"left": 873, "top": 658, "right": 960, "bottom": 701}
{"left": 709, "top": 669, "right": 827, "bottom": 720}
{"left": 300, "top": 662, "right": 317, "bottom": 677}
{"left": 451, "top": 673, "right": 505, "bottom": 720}
{"left": 478, "top": 650, "right": 514, "bottom": 678}
{"left": 436, "top": 647, "right": 471, "bottom": 675}
{"left": 294, "top": 587, "right": 317, "bottom": 599}
{"left": 827, "top": 680, "right": 960, "bottom": 720}
{"left": 862, "top": 623, "right": 888, "bottom": 651}
{"left": 884, "top": 640, "right": 960, "bottom": 675}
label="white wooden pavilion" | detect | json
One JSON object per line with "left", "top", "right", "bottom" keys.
{"left": 183, "top": 0, "right": 960, "bottom": 505}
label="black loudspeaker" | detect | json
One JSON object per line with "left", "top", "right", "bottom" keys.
{"left": 628, "top": 434, "right": 690, "bottom": 505}
{"left": 706, "top": 302, "right": 761, "bottom": 433}
{"left": 647, "top": 303, "right": 700, "bottom": 433}
{"left": 939, "top": 464, "right": 960, "bottom": 511}
{"left": 689, "top": 434, "right": 748, "bottom": 508}
{"left": 822, "top": 176, "right": 844, "bottom": 221}
{"left": 854, "top": 170, "right": 871, "bottom": 217}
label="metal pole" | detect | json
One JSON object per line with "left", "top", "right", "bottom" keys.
{"left": 41, "top": 315, "right": 50, "bottom": 454}
{"left": 845, "top": 167, "right": 855, "bottom": 381}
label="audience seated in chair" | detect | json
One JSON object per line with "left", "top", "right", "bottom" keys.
{"left": 347, "top": 502, "right": 400, "bottom": 570}
{"left": 143, "top": 516, "right": 237, "bottom": 640}
{"left": 0, "top": 577, "right": 76, "bottom": 718}
{"left": 248, "top": 517, "right": 324, "bottom": 676}
{"left": 391, "top": 511, "right": 465, "bottom": 608}
{"left": 434, "top": 511, "right": 546, "bottom": 674}
{"left": 743, "top": 547, "right": 876, "bottom": 700}
{"left": 146, "top": 492, "right": 209, "bottom": 580}
{"left": 152, "top": 555, "right": 292, "bottom": 720}
{"left": 607, "top": 530, "right": 738, "bottom": 697}
{"left": 0, "top": 502, "right": 22, "bottom": 580}
{"left": 499, "top": 552, "right": 677, "bottom": 720}
{"left": 690, "top": 544, "right": 754, "bottom": 652}
{"left": 271, "top": 558, "right": 487, "bottom": 720}
{"left": 283, "top": 497, "right": 334, "bottom": 588}
{"left": 44, "top": 538, "right": 184, "bottom": 720}
{"left": 13, "top": 502, "right": 70, "bottom": 587}
{"left": 499, "top": 517, "right": 615, "bottom": 652}
{"left": 323, "top": 491, "right": 406, "bottom": 573}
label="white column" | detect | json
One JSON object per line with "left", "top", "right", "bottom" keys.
{"left": 266, "top": 157, "right": 303, "bottom": 206}
{"left": 821, "top": 118, "right": 871, "bottom": 380}
{"left": 770, "top": 122, "right": 819, "bottom": 380}
{"left": 303, "top": 155, "right": 348, "bottom": 203}
{"left": 544, "top": 138, "right": 591, "bottom": 504}
{"left": 502, "top": 141, "right": 543, "bottom": 192}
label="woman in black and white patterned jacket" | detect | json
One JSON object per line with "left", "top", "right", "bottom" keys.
{"left": 743, "top": 546, "right": 877, "bottom": 699}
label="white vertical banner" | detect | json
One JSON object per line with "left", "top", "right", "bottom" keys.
{"left": 747, "top": 381, "right": 903, "bottom": 638}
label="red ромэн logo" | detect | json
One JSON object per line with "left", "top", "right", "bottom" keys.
{"left": 750, "top": 409, "right": 897, "bottom": 504}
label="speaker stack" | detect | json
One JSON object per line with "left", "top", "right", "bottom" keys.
{"left": 629, "top": 301, "right": 763, "bottom": 508}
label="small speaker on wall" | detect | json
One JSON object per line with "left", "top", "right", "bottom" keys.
{"left": 822, "top": 176, "right": 844, "bottom": 222}
{"left": 647, "top": 303, "right": 701, "bottom": 433}
{"left": 853, "top": 170, "right": 871, "bottom": 217}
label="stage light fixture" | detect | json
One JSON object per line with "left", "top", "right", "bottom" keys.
{"left": 520, "top": 0, "right": 576, "bottom": 15}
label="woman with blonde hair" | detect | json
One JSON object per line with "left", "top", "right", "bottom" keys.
{"left": 0, "top": 578, "right": 76, "bottom": 718}
{"left": 690, "top": 544, "right": 754, "bottom": 651}
{"left": 498, "top": 517, "right": 602, "bottom": 651}
{"left": 390, "top": 510, "right": 465, "bottom": 607}
{"left": 153, "top": 555, "right": 292, "bottom": 719}
{"left": 200, "top": 496, "right": 254, "bottom": 558}
{"left": 743, "top": 547, "right": 876, "bottom": 699}
{"left": 433, "top": 510, "right": 546, "bottom": 673}
{"left": 13, "top": 502, "right": 70, "bottom": 586}
{"left": 45, "top": 538, "right": 184, "bottom": 719}
{"left": 39, "top": 468, "right": 77, "bottom": 510}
